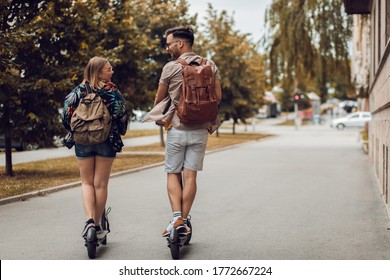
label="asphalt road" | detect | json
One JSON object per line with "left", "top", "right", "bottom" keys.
{"left": 1, "top": 121, "right": 390, "bottom": 260}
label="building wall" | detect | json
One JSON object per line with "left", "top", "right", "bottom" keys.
{"left": 351, "top": 15, "right": 370, "bottom": 97}
{"left": 368, "top": 0, "right": 390, "bottom": 208}
{"left": 351, "top": 14, "right": 371, "bottom": 111}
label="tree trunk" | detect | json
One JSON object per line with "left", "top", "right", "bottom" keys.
{"left": 5, "top": 134, "right": 13, "bottom": 176}
{"left": 317, "top": 52, "right": 328, "bottom": 103}
{"left": 3, "top": 102, "right": 13, "bottom": 176}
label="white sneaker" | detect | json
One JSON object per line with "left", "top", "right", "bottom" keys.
{"left": 162, "top": 216, "right": 184, "bottom": 237}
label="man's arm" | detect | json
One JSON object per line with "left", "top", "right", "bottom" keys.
{"left": 215, "top": 78, "right": 222, "bottom": 104}
{"left": 154, "top": 83, "right": 169, "bottom": 106}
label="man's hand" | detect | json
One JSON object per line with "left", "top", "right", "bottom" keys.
{"left": 156, "top": 120, "right": 166, "bottom": 127}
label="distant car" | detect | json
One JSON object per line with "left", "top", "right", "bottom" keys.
{"left": 0, "top": 134, "right": 64, "bottom": 151}
{"left": 330, "top": 112, "right": 371, "bottom": 130}
{"left": 338, "top": 100, "right": 358, "bottom": 113}
{"left": 0, "top": 135, "right": 40, "bottom": 151}
{"left": 131, "top": 110, "right": 147, "bottom": 122}
{"left": 52, "top": 135, "right": 64, "bottom": 147}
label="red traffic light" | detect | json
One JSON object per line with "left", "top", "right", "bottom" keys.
{"left": 294, "top": 93, "right": 300, "bottom": 101}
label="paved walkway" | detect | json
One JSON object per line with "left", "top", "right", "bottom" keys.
{"left": 0, "top": 134, "right": 162, "bottom": 166}
{"left": 0, "top": 118, "right": 284, "bottom": 166}
{"left": 1, "top": 120, "right": 390, "bottom": 260}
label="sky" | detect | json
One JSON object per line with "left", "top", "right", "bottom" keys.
{"left": 187, "top": 0, "right": 273, "bottom": 43}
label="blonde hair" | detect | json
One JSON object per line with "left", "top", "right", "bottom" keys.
{"left": 83, "top": 56, "right": 109, "bottom": 90}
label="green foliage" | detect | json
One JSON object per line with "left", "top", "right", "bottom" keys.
{"left": 0, "top": 0, "right": 196, "bottom": 136}
{"left": 201, "top": 4, "right": 267, "bottom": 124}
{"left": 108, "top": 0, "right": 196, "bottom": 112}
{"left": 1, "top": 0, "right": 268, "bottom": 173}
{"left": 265, "top": 0, "right": 352, "bottom": 108}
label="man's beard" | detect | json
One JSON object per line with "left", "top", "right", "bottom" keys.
{"left": 170, "top": 51, "right": 180, "bottom": 60}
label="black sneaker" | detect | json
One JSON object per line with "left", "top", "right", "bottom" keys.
{"left": 81, "top": 218, "right": 95, "bottom": 238}
{"left": 178, "top": 224, "right": 191, "bottom": 236}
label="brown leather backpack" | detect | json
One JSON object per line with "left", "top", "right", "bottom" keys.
{"left": 176, "top": 57, "right": 218, "bottom": 124}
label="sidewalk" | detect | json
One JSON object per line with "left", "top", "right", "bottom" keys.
{"left": 0, "top": 134, "right": 162, "bottom": 166}
{"left": 0, "top": 117, "right": 283, "bottom": 166}
{"left": 1, "top": 120, "right": 389, "bottom": 259}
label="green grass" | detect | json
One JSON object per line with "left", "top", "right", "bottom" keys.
{"left": 0, "top": 132, "right": 271, "bottom": 199}
{"left": 276, "top": 119, "right": 311, "bottom": 126}
{"left": 123, "top": 129, "right": 160, "bottom": 139}
{"left": 360, "top": 129, "right": 368, "bottom": 141}
{"left": 0, "top": 154, "right": 164, "bottom": 199}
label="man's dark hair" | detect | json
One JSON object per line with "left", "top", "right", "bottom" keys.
{"left": 165, "top": 26, "right": 194, "bottom": 46}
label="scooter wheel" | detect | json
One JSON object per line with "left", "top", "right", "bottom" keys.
{"left": 87, "top": 241, "right": 97, "bottom": 259}
{"left": 184, "top": 220, "right": 192, "bottom": 245}
{"left": 170, "top": 229, "right": 180, "bottom": 260}
{"left": 86, "top": 227, "right": 97, "bottom": 259}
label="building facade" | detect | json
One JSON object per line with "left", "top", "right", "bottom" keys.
{"left": 345, "top": 0, "right": 390, "bottom": 211}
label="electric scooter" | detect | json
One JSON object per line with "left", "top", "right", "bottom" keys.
{"left": 167, "top": 217, "right": 192, "bottom": 260}
{"left": 85, "top": 207, "right": 111, "bottom": 259}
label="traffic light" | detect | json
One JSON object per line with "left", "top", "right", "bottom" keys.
{"left": 294, "top": 93, "right": 300, "bottom": 102}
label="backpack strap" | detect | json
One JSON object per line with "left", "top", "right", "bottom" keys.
{"left": 177, "top": 58, "right": 188, "bottom": 66}
{"left": 177, "top": 58, "right": 197, "bottom": 104}
{"left": 199, "top": 58, "right": 216, "bottom": 102}
{"left": 199, "top": 58, "right": 214, "bottom": 101}
{"left": 79, "top": 82, "right": 93, "bottom": 104}
{"left": 85, "top": 82, "right": 93, "bottom": 94}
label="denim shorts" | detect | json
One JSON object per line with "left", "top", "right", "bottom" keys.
{"left": 165, "top": 128, "right": 208, "bottom": 173}
{"left": 75, "top": 140, "right": 116, "bottom": 159}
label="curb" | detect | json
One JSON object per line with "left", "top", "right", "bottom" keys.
{"left": 0, "top": 137, "right": 270, "bottom": 206}
{"left": 0, "top": 161, "right": 165, "bottom": 206}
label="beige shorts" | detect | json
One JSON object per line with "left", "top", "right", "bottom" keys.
{"left": 165, "top": 128, "right": 208, "bottom": 173}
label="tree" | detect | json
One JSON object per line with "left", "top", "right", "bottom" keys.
{"left": 0, "top": 0, "right": 125, "bottom": 175}
{"left": 265, "top": 0, "right": 352, "bottom": 107}
{"left": 105, "top": 0, "right": 196, "bottom": 145}
{"left": 0, "top": 0, "right": 198, "bottom": 179}
{"left": 201, "top": 5, "right": 267, "bottom": 134}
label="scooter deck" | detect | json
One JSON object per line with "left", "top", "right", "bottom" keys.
{"left": 97, "top": 230, "right": 109, "bottom": 241}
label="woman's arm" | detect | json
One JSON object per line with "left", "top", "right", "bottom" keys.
{"left": 109, "top": 84, "right": 128, "bottom": 135}
{"left": 62, "top": 86, "right": 83, "bottom": 131}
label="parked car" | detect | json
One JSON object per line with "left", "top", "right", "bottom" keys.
{"left": 338, "top": 100, "right": 358, "bottom": 113}
{"left": 131, "top": 110, "right": 147, "bottom": 122}
{"left": 0, "top": 135, "right": 66, "bottom": 150}
{"left": 0, "top": 134, "right": 40, "bottom": 151}
{"left": 330, "top": 111, "right": 372, "bottom": 130}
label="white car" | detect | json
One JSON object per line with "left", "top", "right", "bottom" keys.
{"left": 131, "top": 110, "right": 147, "bottom": 122}
{"left": 331, "top": 112, "right": 372, "bottom": 130}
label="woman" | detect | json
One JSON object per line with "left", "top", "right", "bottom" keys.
{"left": 62, "top": 56, "right": 128, "bottom": 240}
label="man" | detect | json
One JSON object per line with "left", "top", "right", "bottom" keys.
{"left": 144, "top": 26, "right": 222, "bottom": 237}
